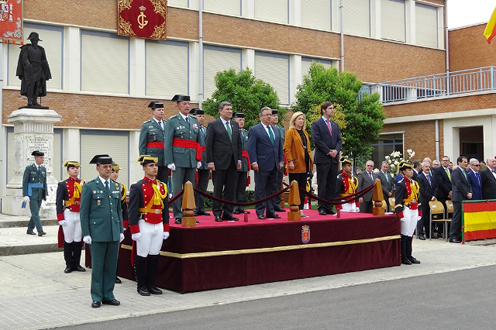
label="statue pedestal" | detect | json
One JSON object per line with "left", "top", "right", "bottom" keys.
{"left": 2, "top": 108, "right": 61, "bottom": 218}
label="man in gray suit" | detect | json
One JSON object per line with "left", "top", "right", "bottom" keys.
{"left": 358, "top": 160, "right": 375, "bottom": 213}
{"left": 377, "top": 161, "right": 394, "bottom": 211}
{"left": 450, "top": 155, "right": 472, "bottom": 243}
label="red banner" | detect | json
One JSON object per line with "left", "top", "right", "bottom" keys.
{"left": 118, "top": 0, "right": 167, "bottom": 41}
{"left": 0, "top": 0, "right": 23, "bottom": 44}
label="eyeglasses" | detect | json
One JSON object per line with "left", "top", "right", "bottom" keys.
{"left": 473, "top": 164, "right": 480, "bottom": 167}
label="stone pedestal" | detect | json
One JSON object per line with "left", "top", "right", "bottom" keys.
{"left": 2, "top": 108, "right": 61, "bottom": 219}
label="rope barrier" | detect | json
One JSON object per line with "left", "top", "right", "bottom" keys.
{"left": 283, "top": 181, "right": 376, "bottom": 205}
{"left": 193, "top": 186, "right": 291, "bottom": 206}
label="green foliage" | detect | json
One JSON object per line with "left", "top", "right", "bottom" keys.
{"left": 293, "top": 62, "right": 385, "bottom": 160}
{"left": 202, "top": 68, "right": 287, "bottom": 129}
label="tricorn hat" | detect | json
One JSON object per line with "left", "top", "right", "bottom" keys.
{"left": 63, "top": 160, "right": 80, "bottom": 168}
{"left": 27, "top": 32, "right": 41, "bottom": 41}
{"left": 340, "top": 156, "right": 353, "bottom": 165}
{"left": 112, "top": 163, "right": 121, "bottom": 171}
{"left": 148, "top": 101, "right": 164, "bottom": 109}
{"left": 399, "top": 160, "right": 414, "bottom": 171}
{"left": 171, "top": 94, "right": 190, "bottom": 102}
{"left": 31, "top": 150, "right": 44, "bottom": 157}
{"left": 89, "top": 154, "right": 112, "bottom": 165}
{"left": 136, "top": 155, "right": 158, "bottom": 166}
{"left": 234, "top": 113, "right": 245, "bottom": 118}
{"left": 271, "top": 109, "right": 278, "bottom": 115}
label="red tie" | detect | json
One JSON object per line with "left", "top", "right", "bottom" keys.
{"left": 326, "top": 119, "right": 332, "bottom": 136}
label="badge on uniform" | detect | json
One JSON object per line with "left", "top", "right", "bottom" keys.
{"left": 97, "top": 200, "right": 101, "bottom": 206}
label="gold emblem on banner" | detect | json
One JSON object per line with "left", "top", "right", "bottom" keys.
{"left": 137, "top": 6, "right": 148, "bottom": 29}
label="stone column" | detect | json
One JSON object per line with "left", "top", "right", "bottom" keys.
{"left": 2, "top": 108, "right": 61, "bottom": 219}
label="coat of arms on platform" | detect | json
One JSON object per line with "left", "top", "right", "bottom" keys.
{"left": 301, "top": 225, "right": 310, "bottom": 244}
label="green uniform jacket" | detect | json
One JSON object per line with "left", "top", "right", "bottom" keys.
{"left": 80, "top": 177, "right": 123, "bottom": 242}
{"left": 198, "top": 124, "right": 208, "bottom": 170}
{"left": 22, "top": 163, "right": 47, "bottom": 199}
{"left": 164, "top": 113, "right": 201, "bottom": 168}
{"left": 238, "top": 129, "right": 249, "bottom": 173}
{"left": 139, "top": 119, "right": 166, "bottom": 166}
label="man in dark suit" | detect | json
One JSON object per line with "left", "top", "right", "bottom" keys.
{"left": 192, "top": 108, "right": 211, "bottom": 216}
{"left": 417, "top": 161, "right": 437, "bottom": 239}
{"left": 481, "top": 157, "right": 496, "bottom": 199}
{"left": 80, "top": 154, "right": 124, "bottom": 308}
{"left": 433, "top": 155, "right": 452, "bottom": 236}
{"left": 467, "top": 158, "right": 482, "bottom": 200}
{"left": 450, "top": 156, "right": 472, "bottom": 243}
{"left": 377, "top": 161, "right": 394, "bottom": 211}
{"left": 248, "top": 107, "right": 284, "bottom": 219}
{"left": 205, "top": 101, "right": 242, "bottom": 222}
{"left": 271, "top": 109, "right": 286, "bottom": 212}
{"left": 311, "top": 102, "right": 342, "bottom": 215}
{"left": 412, "top": 160, "right": 421, "bottom": 180}
{"left": 357, "top": 160, "right": 375, "bottom": 213}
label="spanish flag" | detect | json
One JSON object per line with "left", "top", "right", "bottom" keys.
{"left": 483, "top": 7, "right": 496, "bottom": 44}
{"left": 463, "top": 201, "right": 496, "bottom": 241}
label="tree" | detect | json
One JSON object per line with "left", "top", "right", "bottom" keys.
{"left": 202, "top": 68, "right": 287, "bottom": 129}
{"left": 294, "top": 63, "right": 385, "bottom": 160}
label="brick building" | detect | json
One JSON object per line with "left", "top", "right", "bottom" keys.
{"left": 1, "top": 0, "right": 463, "bottom": 198}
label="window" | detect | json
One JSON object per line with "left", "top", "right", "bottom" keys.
{"left": 302, "top": 58, "right": 334, "bottom": 80}
{"left": 254, "top": 0, "right": 288, "bottom": 24}
{"left": 204, "top": 0, "right": 241, "bottom": 16}
{"left": 301, "top": 0, "right": 332, "bottom": 31}
{"left": 168, "top": 0, "right": 189, "bottom": 8}
{"left": 146, "top": 40, "right": 188, "bottom": 97}
{"left": 381, "top": 0, "right": 406, "bottom": 42}
{"left": 372, "top": 133, "right": 404, "bottom": 166}
{"left": 343, "top": 0, "right": 370, "bottom": 37}
{"left": 203, "top": 46, "right": 241, "bottom": 99}
{"left": 81, "top": 30, "right": 129, "bottom": 94}
{"left": 416, "top": 3, "right": 438, "bottom": 48}
{"left": 255, "top": 52, "right": 289, "bottom": 105}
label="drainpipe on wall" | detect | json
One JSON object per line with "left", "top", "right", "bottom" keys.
{"left": 340, "top": 0, "right": 344, "bottom": 72}
{"left": 445, "top": 0, "right": 450, "bottom": 94}
{"left": 435, "top": 120, "right": 440, "bottom": 161}
{"left": 199, "top": 0, "right": 204, "bottom": 107}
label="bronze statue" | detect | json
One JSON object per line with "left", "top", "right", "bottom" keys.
{"left": 16, "top": 32, "right": 51, "bottom": 108}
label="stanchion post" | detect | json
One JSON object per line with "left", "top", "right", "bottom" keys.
{"left": 181, "top": 181, "right": 197, "bottom": 227}
{"left": 372, "top": 178, "right": 385, "bottom": 216}
{"left": 287, "top": 180, "right": 301, "bottom": 222}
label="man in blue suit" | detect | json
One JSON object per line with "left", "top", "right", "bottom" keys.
{"left": 450, "top": 156, "right": 472, "bottom": 243}
{"left": 311, "top": 102, "right": 342, "bottom": 215}
{"left": 467, "top": 158, "right": 482, "bottom": 200}
{"left": 247, "top": 107, "right": 284, "bottom": 219}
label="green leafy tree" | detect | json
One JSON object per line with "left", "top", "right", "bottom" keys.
{"left": 294, "top": 63, "right": 385, "bottom": 160}
{"left": 202, "top": 68, "right": 287, "bottom": 129}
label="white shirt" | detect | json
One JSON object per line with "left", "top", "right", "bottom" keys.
{"left": 153, "top": 118, "right": 163, "bottom": 130}
{"left": 262, "top": 123, "right": 274, "bottom": 139}
{"left": 99, "top": 176, "right": 110, "bottom": 189}
{"left": 179, "top": 112, "right": 188, "bottom": 122}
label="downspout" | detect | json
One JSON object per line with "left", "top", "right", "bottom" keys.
{"left": 340, "top": 0, "right": 344, "bottom": 72}
{"left": 199, "top": 0, "right": 204, "bottom": 107}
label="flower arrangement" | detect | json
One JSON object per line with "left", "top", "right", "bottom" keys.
{"left": 384, "top": 149, "right": 415, "bottom": 174}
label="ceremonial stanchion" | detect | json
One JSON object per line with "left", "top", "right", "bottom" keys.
{"left": 372, "top": 178, "right": 385, "bottom": 216}
{"left": 287, "top": 180, "right": 301, "bottom": 222}
{"left": 181, "top": 181, "right": 197, "bottom": 227}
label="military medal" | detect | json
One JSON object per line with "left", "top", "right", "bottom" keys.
{"left": 97, "top": 200, "right": 101, "bottom": 206}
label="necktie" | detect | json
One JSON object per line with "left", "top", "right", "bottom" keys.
{"left": 461, "top": 168, "right": 467, "bottom": 180}
{"left": 268, "top": 126, "right": 275, "bottom": 145}
{"left": 426, "top": 174, "right": 432, "bottom": 187}
{"left": 326, "top": 119, "right": 332, "bottom": 136}
{"left": 445, "top": 167, "right": 451, "bottom": 181}
{"left": 476, "top": 172, "right": 481, "bottom": 185}
{"left": 186, "top": 117, "right": 189, "bottom": 124}
{"left": 159, "top": 120, "right": 163, "bottom": 129}
{"left": 384, "top": 172, "right": 389, "bottom": 183}
{"left": 225, "top": 121, "right": 232, "bottom": 142}
{"left": 105, "top": 180, "right": 109, "bottom": 193}
{"left": 369, "top": 172, "right": 373, "bottom": 182}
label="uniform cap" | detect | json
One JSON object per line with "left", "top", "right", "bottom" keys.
{"left": 112, "top": 163, "right": 121, "bottom": 171}
{"left": 171, "top": 94, "right": 190, "bottom": 102}
{"left": 136, "top": 155, "right": 158, "bottom": 165}
{"left": 89, "top": 154, "right": 112, "bottom": 164}
{"left": 148, "top": 101, "right": 164, "bottom": 109}
{"left": 271, "top": 109, "right": 278, "bottom": 115}
{"left": 191, "top": 108, "right": 204, "bottom": 115}
{"left": 399, "top": 161, "right": 414, "bottom": 170}
{"left": 31, "top": 150, "right": 44, "bottom": 156}
{"left": 63, "top": 160, "right": 80, "bottom": 168}
{"left": 234, "top": 113, "right": 245, "bottom": 118}
{"left": 340, "top": 156, "right": 353, "bottom": 165}
{"left": 27, "top": 32, "right": 41, "bottom": 41}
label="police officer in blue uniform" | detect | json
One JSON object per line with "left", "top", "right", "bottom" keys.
{"left": 23, "top": 150, "right": 47, "bottom": 236}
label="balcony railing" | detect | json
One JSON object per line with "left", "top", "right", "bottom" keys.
{"left": 359, "top": 66, "right": 496, "bottom": 104}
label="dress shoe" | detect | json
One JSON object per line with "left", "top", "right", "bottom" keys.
{"left": 408, "top": 256, "right": 421, "bottom": 264}
{"left": 91, "top": 301, "right": 101, "bottom": 308}
{"left": 64, "top": 267, "right": 72, "bottom": 274}
{"left": 232, "top": 209, "right": 242, "bottom": 214}
{"left": 38, "top": 231, "right": 46, "bottom": 236}
{"left": 257, "top": 214, "right": 266, "bottom": 220}
{"left": 102, "top": 299, "right": 121, "bottom": 306}
{"left": 148, "top": 286, "right": 163, "bottom": 295}
{"left": 26, "top": 230, "right": 36, "bottom": 235}
{"left": 215, "top": 216, "right": 223, "bottom": 222}
{"left": 449, "top": 238, "right": 461, "bottom": 243}
{"left": 222, "top": 216, "right": 239, "bottom": 221}
{"left": 326, "top": 209, "right": 336, "bottom": 215}
{"left": 115, "top": 276, "right": 122, "bottom": 283}
{"left": 138, "top": 287, "right": 150, "bottom": 296}
{"left": 74, "top": 265, "right": 86, "bottom": 272}
{"left": 401, "top": 258, "right": 412, "bottom": 265}
{"left": 174, "top": 218, "right": 181, "bottom": 224}
{"left": 318, "top": 209, "right": 327, "bottom": 216}
{"left": 244, "top": 210, "right": 250, "bottom": 214}
{"left": 274, "top": 206, "right": 286, "bottom": 212}
{"left": 266, "top": 214, "right": 281, "bottom": 219}
{"left": 197, "top": 210, "right": 210, "bottom": 216}
{"left": 418, "top": 234, "right": 426, "bottom": 240}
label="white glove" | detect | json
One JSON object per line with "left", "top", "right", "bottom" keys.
{"left": 163, "top": 232, "right": 170, "bottom": 240}
{"left": 167, "top": 163, "right": 176, "bottom": 171}
{"left": 197, "top": 161, "right": 202, "bottom": 169}
{"left": 58, "top": 220, "right": 67, "bottom": 226}
{"left": 83, "top": 235, "right": 92, "bottom": 245}
{"left": 131, "top": 233, "right": 141, "bottom": 241}
{"left": 23, "top": 196, "right": 30, "bottom": 202}
{"left": 119, "top": 233, "right": 125, "bottom": 243}
{"left": 123, "top": 227, "right": 127, "bottom": 231}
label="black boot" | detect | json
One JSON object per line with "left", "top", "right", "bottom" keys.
{"left": 63, "top": 242, "right": 73, "bottom": 273}
{"left": 135, "top": 256, "right": 150, "bottom": 296}
{"left": 406, "top": 236, "right": 420, "bottom": 264}
{"left": 401, "top": 235, "right": 411, "bottom": 265}
{"left": 146, "top": 254, "right": 162, "bottom": 294}
{"left": 72, "top": 242, "right": 85, "bottom": 271}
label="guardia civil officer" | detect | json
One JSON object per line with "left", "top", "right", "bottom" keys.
{"left": 192, "top": 108, "right": 211, "bottom": 216}
{"left": 164, "top": 94, "right": 202, "bottom": 224}
{"left": 23, "top": 150, "right": 47, "bottom": 236}
{"left": 56, "top": 161, "right": 85, "bottom": 273}
{"left": 394, "top": 161, "right": 421, "bottom": 265}
{"left": 80, "top": 154, "right": 124, "bottom": 308}
{"left": 129, "top": 155, "right": 169, "bottom": 296}
{"left": 232, "top": 112, "right": 250, "bottom": 214}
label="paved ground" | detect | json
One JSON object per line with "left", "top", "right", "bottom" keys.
{"left": 0, "top": 214, "right": 495, "bottom": 330}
